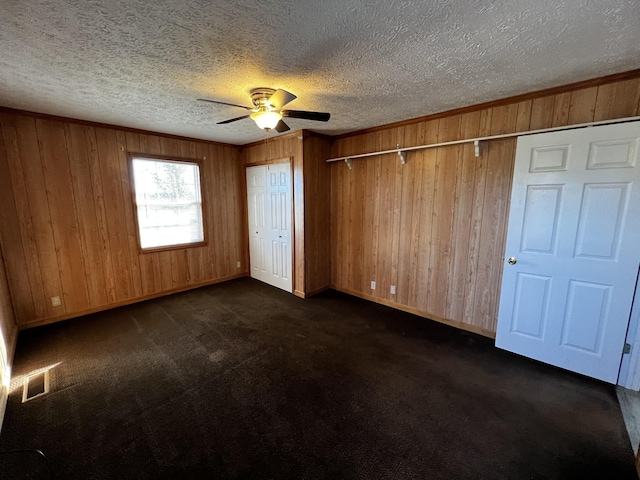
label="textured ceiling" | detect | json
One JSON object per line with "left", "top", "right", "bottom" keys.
{"left": 1, "top": 0, "right": 639, "bottom": 145}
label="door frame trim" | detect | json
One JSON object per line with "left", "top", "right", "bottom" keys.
{"left": 618, "top": 266, "right": 640, "bottom": 389}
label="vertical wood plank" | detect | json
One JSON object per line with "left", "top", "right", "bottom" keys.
{"left": 196, "top": 142, "right": 215, "bottom": 282}
{"left": 303, "top": 136, "right": 331, "bottom": 293}
{"left": 490, "top": 140, "right": 516, "bottom": 332}
{"left": 293, "top": 133, "right": 305, "bottom": 294}
{"left": 329, "top": 163, "right": 340, "bottom": 287}
{"left": 388, "top": 128, "right": 404, "bottom": 300}
{"left": 414, "top": 120, "right": 439, "bottom": 312}
{"left": 348, "top": 139, "right": 365, "bottom": 292}
{"left": 15, "top": 117, "right": 65, "bottom": 318}
{"left": 427, "top": 118, "right": 460, "bottom": 317}
{"left": 396, "top": 123, "right": 419, "bottom": 305}
{"left": 552, "top": 93, "right": 572, "bottom": 127}
{"left": 336, "top": 149, "right": 351, "bottom": 289}
{"left": 529, "top": 95, "right": 555, "bottom": 130}
{"left": 567, "top": 87, "right": 598, "bottom": 124}
{"left": 0, "top": 241, "right": 18, "bottom": 349}
{"left": 221, "top": 145, "right": 235, "bottom": 278}
{"left": 594, "top": 79, "right": 640, "bottom": 121}
{"left": 65, "top": 123, "right": 109, "bottom": 308}
{"left": 36, "top": 118, "right": 90, "bottom": 312}
{"left": 462, "top": 145, "right": 489, "bottom": 324}
{"left": 85, "top": 126, "right": 118, "bottom": 304}
{"left": 515, "top": 100, "right": 532, "bottom": 131}
{"left": 448, "top": 111, "right": 481, "bottom": 321}
{"left": 94, "top": 127, "right": 135, "bottom": 301}
{"left": 206, "top": 143, "right": 225, "bottom": 280}
{"left": 0, "top": 115, "right": 37, "bottom": 322}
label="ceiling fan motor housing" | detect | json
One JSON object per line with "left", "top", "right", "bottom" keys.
{"left": 203, "top": 87, "right": 328, "bottom": 131}
{"left": 250, "top": 88, "right": 277, "bottom": 110}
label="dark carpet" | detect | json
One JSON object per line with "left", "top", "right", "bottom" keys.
{"left": 0, "top": 278, "right": 636, "bottom": 479}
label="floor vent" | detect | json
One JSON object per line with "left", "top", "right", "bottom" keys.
{"left": 22, "top": 370, "right": 49, "bottom": 403}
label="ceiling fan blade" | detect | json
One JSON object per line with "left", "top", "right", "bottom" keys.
{"left": 274, "top": 120, "right": 290, "bottom": 133}
{"left": 282, "top": 110, "right": 330, "bottom": 122}
{"left": 267, "top": 89, "right": 297, "bottom": 110}
{"left": 198, "top": 99, "right": 253, "bottom": 110}
{"left": 216, "top": 115, "right": 251, "bottom": 125}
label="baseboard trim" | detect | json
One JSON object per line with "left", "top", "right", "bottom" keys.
{"left": 18, "top": 273, "right": 248, "bottom": 330}
{"left": 330, "top": 285, "right": 496, "bottom": 339}
{"left": 293, "top": 286, "right": 331, "bottom": 299}
{"left": 304, "top": 286, "right": 331, "bottom": 298}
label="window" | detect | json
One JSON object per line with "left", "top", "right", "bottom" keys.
{"left": 129, "top": 155, "right": 205, "bottom": 251}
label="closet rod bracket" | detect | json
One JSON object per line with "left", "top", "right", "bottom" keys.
{"left": 474, "top": 140, "right": 481, "bottom": 158}
{"left": 397, "top": 144, "right": 407, "bottom": 165}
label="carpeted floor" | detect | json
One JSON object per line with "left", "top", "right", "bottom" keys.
{"left": 0, "top": 277, "right": 636, "bottom": 479}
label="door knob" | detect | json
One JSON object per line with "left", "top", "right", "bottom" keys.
{"left": 508, "top": 257, "right": 517, "bottom": 265}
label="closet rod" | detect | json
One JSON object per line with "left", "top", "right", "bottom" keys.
{"left": 326, "top": 115, "right": 640, "bottom": 164}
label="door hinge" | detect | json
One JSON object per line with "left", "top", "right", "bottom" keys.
{"left": 624, "top": 343, "right": 632, "bottom": 355}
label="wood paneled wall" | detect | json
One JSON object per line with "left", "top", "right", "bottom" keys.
{"left": 330, "top": 77, "right": 640, "bottom": 337}
{"left": 242, "top": 132, "right": 305, "bottom": 295}
{"left": 303, "top": 136, "right": 332, "bottom": 295}
{"left": 1, "top": 74, "right": 638, "bottom": 336}
{"left": 0, "top": 243, "right": 17, "bottom": 383}
{"left": 241, "top": 131, "right": 332, "bottom": 297}
{"left": 0, "top": 111, "right": 246, "bottom": 327}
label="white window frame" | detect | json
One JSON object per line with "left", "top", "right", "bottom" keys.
{"left": 128, "top": 153, "right": 207, "bottom": 252}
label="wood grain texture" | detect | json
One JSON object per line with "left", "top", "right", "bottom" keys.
{"left": 594, "top": 79, "right": 640, "bottom": 121}
{"left": 15, "top": 116, "right": 64, "bottom": 318}
{"left": 329, "top": 76, "right": 640, "bottom": 336}
{"left": 65, "top": 124, "right": 109, "bottom": 308}
{"left": 242, "top": 133, "right": 303, "bottom": 293}
{"left": 37, "top": 119, "right": 90, "bottom": 313}
{"left": 0, "top": 187, "right": 18, "bottom": 374}
{"left": 0, "top": 112, "right": 245, "bottom": 325}
{"left": 293, "top": 135, "right": 306, "bottom": 296}
{"left": 0, "top": 115, "right": 39, "bottom": 321}
{"left": 302, "top": 136, "right": 332, "bottom": 294}
{"left": 2, "top": 76, "right": 639, "bottom": 334}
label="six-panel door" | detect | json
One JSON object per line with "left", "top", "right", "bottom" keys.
{"left": 496, "top": 122, "right": 640, "bottom": 383}
{"left": 246, "top": 163, "right": 292, "bottom": 293}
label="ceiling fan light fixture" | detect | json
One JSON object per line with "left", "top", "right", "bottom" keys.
{"left": 250, "top": 110, "right": 282, "bottom": 130}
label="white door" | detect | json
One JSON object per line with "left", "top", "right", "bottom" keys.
{"left": 246, "top": 163, "right": 293, "bottom": 293}
{"left": 496, "top": 121, "right": 640, "bottom": 383}
{"left": 247, "top": 166, "right": 268, "bottom": 282}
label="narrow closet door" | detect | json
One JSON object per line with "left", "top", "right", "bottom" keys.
{"left": 246, "top": 163, "right": 292, "bottom": 292}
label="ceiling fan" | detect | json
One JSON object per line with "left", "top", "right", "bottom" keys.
{"left": 198, "top": 88, "right": 330, "bottom": 133}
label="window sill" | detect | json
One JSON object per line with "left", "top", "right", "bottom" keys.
{"left": 139, "top": 241, "right": 208, "bottom": 254}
